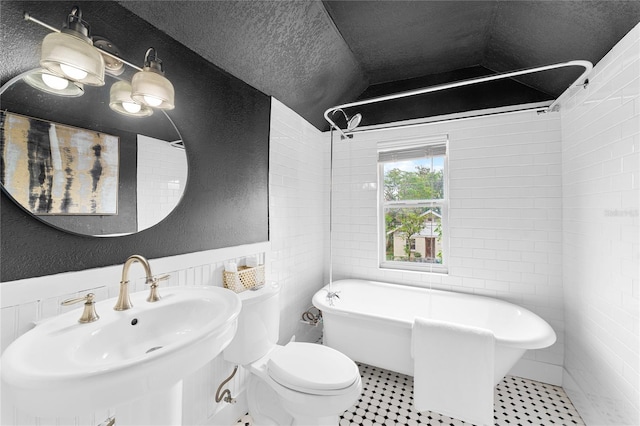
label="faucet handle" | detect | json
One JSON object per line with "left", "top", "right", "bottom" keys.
{"left": 147, "top": 274, "right": 170, "bottom": 302}
{"left": 155, "top": 274, "right": 171, "bottom": 282}
{"left": 61, "top": 293, "right": 100, "bottom": 323}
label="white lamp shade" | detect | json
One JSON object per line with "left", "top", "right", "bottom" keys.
{"left": 131, "top": 69, "right": 175, "bottom": 110}
{"left": 109, "top": 80, "right": 153, "bottom": 117}
{"left": 22, "top": 69, "right": 84, "bottom": 97}
{"left": 40, "top": 32, "right": 105, "bottom": 86}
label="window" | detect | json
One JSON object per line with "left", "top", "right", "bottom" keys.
{"left": 378, "top": 138, "right": 447, "bottom": 272}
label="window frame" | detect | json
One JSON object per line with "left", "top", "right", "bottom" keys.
{"left": 377, "top": 136, "right": 449, "bottom": 274}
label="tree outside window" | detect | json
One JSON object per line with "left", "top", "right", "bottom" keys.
{"left": 379, "top": 146, "right": 446, "bottom": 270}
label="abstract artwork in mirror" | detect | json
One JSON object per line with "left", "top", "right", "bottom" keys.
{"left": 1, "top": 111, "right": 119, "bottom": 215}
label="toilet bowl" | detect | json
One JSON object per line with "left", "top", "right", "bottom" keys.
{"left": 223, "top": 283, "right": 362, "bottom": 426}
{"left": 247, "top": 342, "right": 362, "bottom": 425}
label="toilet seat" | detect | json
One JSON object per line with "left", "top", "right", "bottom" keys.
{"left": 267, "top": 342, "right": 360, "bottom": 396}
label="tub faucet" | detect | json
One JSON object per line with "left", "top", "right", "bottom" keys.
{"left": 324, "top": 289, "right": 341, "bottom": 306}
{"left": 114, "top": 254, "right": 155, "bottom": 311}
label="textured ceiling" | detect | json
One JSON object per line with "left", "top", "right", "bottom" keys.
{"left": 119, "top": 1, "right": 640, "bottom": 130}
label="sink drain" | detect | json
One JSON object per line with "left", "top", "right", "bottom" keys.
{"left": 146, "top": 346, "right": 163, "bottom": 354}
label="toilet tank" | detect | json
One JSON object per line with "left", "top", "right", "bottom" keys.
{"left": 223, "top": 282, "right": 281, "bottom": 365}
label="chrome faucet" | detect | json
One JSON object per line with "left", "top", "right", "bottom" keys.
{"left": 324, "top": 289, "right": 341, "bottom": 306}
{"left": 114, "top": 255, "right": 155, "bottom": 311}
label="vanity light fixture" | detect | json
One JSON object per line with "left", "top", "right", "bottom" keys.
{"left": 109, "top": 80, "right": 153, "bottom": 117}
{"left": 131, "top": 48, "right": 175, "bottom": 110}
{"left": 24, "top": 10, "right": 177, "bottom": 113}
{"left": 39, "top": 6, "right": 105, "bottom": 86}
{"left": 22, "top": 68, "right": 84, "bottom": 97}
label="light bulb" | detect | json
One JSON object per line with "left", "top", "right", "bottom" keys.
{"left": 122, "top": 102, "right": 142, "bottom": 113}
{"left": 41, "top": 73, "right": 69, "bottom": 90}
{"left": 143, "top": 95, "right": 163, "bottom": 107}
{"left": 59, "top": 63, "right": 88, "bottom": 80}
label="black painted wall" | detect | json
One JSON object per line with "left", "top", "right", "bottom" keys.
{"left": 1, "top": 1, "right": 270, "bottom": 281}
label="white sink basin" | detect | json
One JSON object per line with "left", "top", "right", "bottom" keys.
{"left": 1, "top": 286, "right": 241, "bottom": 417}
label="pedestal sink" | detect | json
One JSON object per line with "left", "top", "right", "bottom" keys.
{"left": 1, "top": 286, "right": 241, "bottom": 425}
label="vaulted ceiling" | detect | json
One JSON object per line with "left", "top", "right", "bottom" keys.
{"left": 119, "top": 1, "right": 640, "bottom": 130}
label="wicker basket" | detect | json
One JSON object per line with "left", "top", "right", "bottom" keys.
{"left": 223, "top": 265, "right": 265, "bottom": 293}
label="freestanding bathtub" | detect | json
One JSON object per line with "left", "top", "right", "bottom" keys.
{"left": 312, "top": 279, "right": 556, "bottom": 385}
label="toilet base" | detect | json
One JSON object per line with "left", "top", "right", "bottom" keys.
{"left": 245, "top": 371, "right": 362, "bottom": 426}
{"left": 246, "top": 374, "right": 293, "bottom": 426}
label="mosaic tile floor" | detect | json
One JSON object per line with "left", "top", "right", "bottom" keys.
{"left": 234, "top": 362, "right": 585, "bottom": 426}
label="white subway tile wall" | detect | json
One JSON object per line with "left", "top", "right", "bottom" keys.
{"left": 137, "top": 134, "right": 188, "bottom": 231}
{"left": 559, "top": 23, "right": 640, "bottom": 426}
{"left": 330, "top": 109, "right": 565, "bottom": 383}
{"left": 269, "top": 98, "right": 330, "bottom": 342}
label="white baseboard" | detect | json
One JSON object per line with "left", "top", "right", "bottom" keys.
{"left": 561, "top": 370, "right": 596, "bottom": 423}
{"left": 507, "top": 358, "right": 563, "bottom": 386}
{"left": 561, "top": 368, "right": 635, "bottom": 425}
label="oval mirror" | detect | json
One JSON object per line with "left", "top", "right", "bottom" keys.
{"left": 0, "top": 68, "right": 188, "bottom": 237}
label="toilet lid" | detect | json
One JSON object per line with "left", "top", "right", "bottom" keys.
{"left": 267, "top": 342, "right": 359, "bottom": 393}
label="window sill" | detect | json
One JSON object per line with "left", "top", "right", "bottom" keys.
{"left": 379, "top": 261, "right": 448, "bottom": 275}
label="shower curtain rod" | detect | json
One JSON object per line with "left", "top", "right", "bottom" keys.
{"left": 324, "top": 60, "right": 593, "bottom": 139}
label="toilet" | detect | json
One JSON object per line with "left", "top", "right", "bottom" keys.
{"left": 223, "top": 282, "right": 362, "bottom": 426}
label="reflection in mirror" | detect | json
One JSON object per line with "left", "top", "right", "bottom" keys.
{"left": 0, "top": 68, "right": 188, "bottom": 237}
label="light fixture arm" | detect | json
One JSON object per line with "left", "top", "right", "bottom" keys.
{"left": 23, "top": 12, "right": 59, "bottom": 33}
{"left": 143, "top": 48, "right": 164, "bottom": 74}
{"left": 97, "top": 48, "right": 142, "bottom": 72}
{"left": 64, "top": 6, "right": 90, "bottom": 39}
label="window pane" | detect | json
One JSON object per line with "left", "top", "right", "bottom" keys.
{"left": 383, "top": 156, "right": 444, "bottom": 201}
{"left": 384, "top": 206, "right": 442, "bottom": 264}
